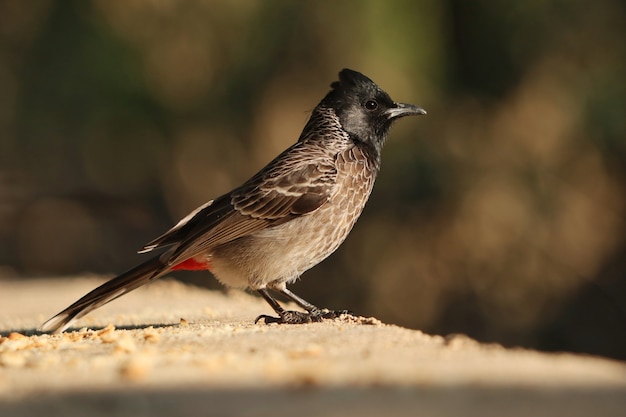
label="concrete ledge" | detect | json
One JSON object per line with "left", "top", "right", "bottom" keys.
{"left": 1, "top": 277, "right": 625, "bottom": 416}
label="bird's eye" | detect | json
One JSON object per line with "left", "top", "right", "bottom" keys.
{"left": 365, "top": 100, "right": 378, "bottom": 111}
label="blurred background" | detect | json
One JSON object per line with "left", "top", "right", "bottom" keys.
{"left": 0, "top": 0, "right": 624, "bottom": 360}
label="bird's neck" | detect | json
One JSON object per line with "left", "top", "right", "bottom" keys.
{"left": 298, "top": 106, "right": 344, "bottom": 143}
{"left": 299, "top": 106, "right": 382, "bottom": 169}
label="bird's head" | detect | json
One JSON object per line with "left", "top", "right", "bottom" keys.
{"left": 322, "top": 69, "right": 426, "bottom": 151}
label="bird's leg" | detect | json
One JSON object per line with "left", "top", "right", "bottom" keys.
{"left": 279, "top": 288, "right": 351, "bottom": 320}
{"left": 255, "top": 288, "right": 312, "bottom": 324}
{"left": 255, "top": 288, "right": 351, "bottom": 324}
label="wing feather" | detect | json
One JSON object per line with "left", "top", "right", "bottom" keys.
{"left": 139, "top": 139, "right": 343, "bottom": 266}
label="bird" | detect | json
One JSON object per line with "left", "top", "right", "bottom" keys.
{"left": 39, "top": 68, "right": 426, "bottom": 333}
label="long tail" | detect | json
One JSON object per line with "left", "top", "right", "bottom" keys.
{"left": 39, "top": 256, "right": 169, "bottom": 333}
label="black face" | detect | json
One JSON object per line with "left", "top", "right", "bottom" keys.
{"left": 323, "top": 69, "right": 424, "bottom": 148}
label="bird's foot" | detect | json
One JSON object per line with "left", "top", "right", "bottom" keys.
{"left": 255, "top": 310, "right": 311, "bottom": 324}
{"left": 255, "top": 308, "right": 352, "bottom": 325}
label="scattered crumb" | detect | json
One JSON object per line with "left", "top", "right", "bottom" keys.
{"left": 7, "top": 332, "right": 27, "bottom": 340}
{"left": 179, "top": 318, "right": 189, "bottom": 327}
{"left": 337, "top": 314, "right": 382, "bottom": 326}
{"left": 97, "top": 324, "right": 117, "bottom": 343}
{"left": 97, "top": 324, "right": 116, "bottom": 336}
{"left": 1, "top": 335, "right": 31, "bottom": 351}
{"left": 142, "top": 327, "right": 161, "bottom": 343}
{"left": 64, "top": 331, "right": 88, "bottom": 342}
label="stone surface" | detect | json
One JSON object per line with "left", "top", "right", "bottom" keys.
{"left": 1, "top": 277, "right": 625, "bottom": 416}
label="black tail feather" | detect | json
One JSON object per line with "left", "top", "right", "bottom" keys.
{"left": 39, "top": 256, "right": 168, "bottom": 333}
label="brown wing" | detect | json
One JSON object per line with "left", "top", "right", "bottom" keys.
{"left": 139, "top": 140, "right": 339, "bottom": 267}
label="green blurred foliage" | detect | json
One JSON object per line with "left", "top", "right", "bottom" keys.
{"left": 0, "top": 0, "right": 624, "bottom": 359}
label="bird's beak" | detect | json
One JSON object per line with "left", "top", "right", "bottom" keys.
{"left": 386, "top": 102, "right": 427, "bottom": 120}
